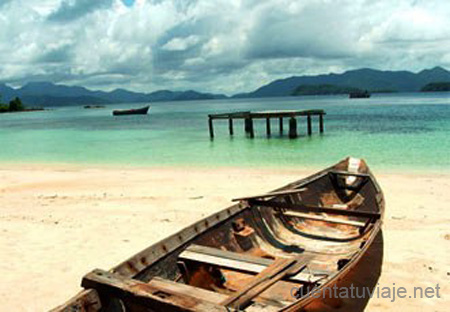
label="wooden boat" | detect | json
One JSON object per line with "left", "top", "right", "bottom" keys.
{"left": 112, "top": 105, "right": 150, "bottom": 116}
{"left": 51, "top": 157, "right": 384, "bottom": 312}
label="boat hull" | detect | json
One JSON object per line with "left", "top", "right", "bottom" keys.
{"left": 112, "top": 105, "right": 150, "bottom": 116}
{"left": 51, "top": 157, "right": 384, "bottom": 312}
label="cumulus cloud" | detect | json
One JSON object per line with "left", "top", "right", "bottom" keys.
{"left": 162, "top": 35, "right": 200, "bottom": 51}
{"left": 48, "top": 0, "right": 114, "bottom": 22}
{"left": 0, "top": 0, "right": 449, "bottom": 94}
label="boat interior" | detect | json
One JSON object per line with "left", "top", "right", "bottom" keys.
{"left": 75, "top": 158, "right": 384, "bottom": 312}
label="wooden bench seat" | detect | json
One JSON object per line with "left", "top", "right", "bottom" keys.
{"left": 329, "top": 170, "right": 370, "bottom": 178}
{"left": 221, "top": 255, "right": 313, "bottom": 309}
{"left": 82, "top": 269, "right": 281, "bottom": 312}
{"left": 178, "top": 244, "right": 325, "bottom": 284}
{"left": 82, "top": 269, "right": 228, "bottom": 312}
{"left": 249, "top": 199, "right": 381, "bottom": 219}
{"left": 278, "top": 211, "right": 367, "bottom": 227}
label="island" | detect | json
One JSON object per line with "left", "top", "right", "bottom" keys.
{"left": 291, "top": 84, "right": 365, "bottom": 96}
{"left": 0, "top": 96, "right": 43, "bottom": 113}
{"left": 421, "top": 82, "right": 450, "bottom": 92}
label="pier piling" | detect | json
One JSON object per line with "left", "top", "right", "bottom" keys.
{"left": 289, "top": 117, "right": 298, "bottom": 139}
{"left": 208, "top": 116, "right": 214, "bottom": 139}
{"left": 244, "top": 117, "right": 251, "bottom": 133}
{"left": 228, "top": 118, "right": 234, "bottom": 135}
{"left": 319, "top": 114, "right": 324, "bottom": 133}
{"left": 207, "top": 109, "right": 325, "bottom": 139}
{"left": 249, "top": 118, "right": 254, "bottom": 138}
{"left": 307, "top": 115, "right": 312, "bottom": 136}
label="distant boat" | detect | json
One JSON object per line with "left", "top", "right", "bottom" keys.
{"left": 84, "top": 105, "right": 105, "bottom": 109}
{"left": 112, "top": 105, "right": 150, "bottom": 116}
{"left": 349, "top": 90, "right": 371, "bottom": 98}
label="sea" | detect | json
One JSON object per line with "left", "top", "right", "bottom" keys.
{"left": 0, "top": 92, "right": 449, "bottom": 173}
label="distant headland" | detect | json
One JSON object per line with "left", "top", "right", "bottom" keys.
{"left": 0, "top": 96, "right": 44, "bottom": 114}
{"left": 1, "top": 66, "right": 449, "bottom": 107}
{"left": 233, "top": 66, "right": 450, "bottom": 98}
{"left": 421, "top": 82, "right": 450, "bottom": 92}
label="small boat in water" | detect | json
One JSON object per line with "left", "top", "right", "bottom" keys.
{"left": 52, "top": 157, "right": 384, "bottom": 312}
{"left": 84, "top": 105, "right": 105, "bottom": 109}
{"left": 349, "top": 90, "right": 370, "bottom": 99}
{"left": 112, "top": 105, "right": 150, "bottom": 116}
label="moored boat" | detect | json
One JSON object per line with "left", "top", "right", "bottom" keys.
{"left": 349, "top": 90, "right": 370, "bottom": 98}
{"left": 112, "top": 105, "right": 150, "bottom": 116}
{"left": 51, "top": 157, "right": 384, "bottom": 312}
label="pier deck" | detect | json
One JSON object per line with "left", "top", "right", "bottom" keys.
{"left": 208, "top": 109, "right": 326, "bottom": 139}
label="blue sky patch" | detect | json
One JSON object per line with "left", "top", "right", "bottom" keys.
{"left": 121, "top": 0, "right": 135, "bottom": 7}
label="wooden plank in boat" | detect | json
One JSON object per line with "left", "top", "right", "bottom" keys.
{"left": 329, "top": 170, "right": 371, "bottom": 178}
{"left": 222, "top": 256, "right": 313, "bottom": 309}
{"left": 179, "top": 245, "right": 324, "bottom": 283}
{"left": 82, "top": 269, "right": 227, "bottom": 312}
{"left": 246, "top": 303, "right": 281, "bottom": 312}
{"left": 232, "top": 188, "right": 307, "bottom": 202}
{"left": 279, "top": 211, "right": 367, "bottom": 227}
{"left": 250, "top": 199, "right": 381, "bottom": 219}
{"left": 148, "top": 277, "right": 227, "bottom": 304}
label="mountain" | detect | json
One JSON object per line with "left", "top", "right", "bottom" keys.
{"left": 145, "top": 90, "right": 227, "bottom": 102}
{"left": 0, "top": 82, "right": 227, "bottom": 106}
{"left": 1, "top": 66, "right": 449, "bottom": 106}
{"left": 0, "top": 83, "right": 16, "bottom": 102}
{"left": 98, "top": 88, "right": 148, "bottom": 103}
{"left": 291, "top": 84, "right": 363, "bottom": 96}
{"left": 20, "top": 95, "right": 112, "bottom": 106}
{"left": 234, "top": 66, "right": 450, "bottom": 98}
{"left": 19, "top": 81, "right": 92, "bottom": 98}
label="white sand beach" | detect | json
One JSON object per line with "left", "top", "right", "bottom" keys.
{"left": 0, "top": 165, "right": 448, "bottom": 311}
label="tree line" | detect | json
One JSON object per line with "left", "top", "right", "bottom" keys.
{"left": 0, "top": 95, "right": 25, "bottom": 113}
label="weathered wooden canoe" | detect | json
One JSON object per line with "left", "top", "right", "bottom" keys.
{"left": 51, "top": 157, "right": 384, "bottom": 312}
{"left": 112, "top": 105, "right": 150, "bottom": 116}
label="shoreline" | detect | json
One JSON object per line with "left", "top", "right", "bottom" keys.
{"left": 0, "top": 165, "right": 448, "bottom": 311}
{"left": 1, "top": 160, "right": 450, "bottom": 176}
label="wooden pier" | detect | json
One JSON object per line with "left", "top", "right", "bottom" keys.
{"left": 208, "top": 109, "right": 325, "bottom": 139}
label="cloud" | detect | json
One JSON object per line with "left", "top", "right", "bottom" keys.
{"left": 0, "top": 0, "right": 449, "bottom": 95}
{"left": 161, "top": 35, "right": 200, "bottom": 51}
{"left": 48, "top": 0, "right": 114, "bottom": 22}
{"left": 37, "top": 43, "right": 73, "bottom": 64}
{"left": 0, "top": 0, "right": 13, "bottom": 8}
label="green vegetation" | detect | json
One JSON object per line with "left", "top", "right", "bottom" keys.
{"left": 8, "top": 97, "right": 24, "bottom": 111}
{"left": 0, "top": 96, "right": 26, "bottom": 113}
{"left": 421, "top": 82, "right": 450, "bottom": 92}
{"left": 291, "top": 84, "right": 363, "bottom": 96}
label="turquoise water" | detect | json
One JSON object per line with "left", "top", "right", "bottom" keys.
{"left": 0, "top": 93, "right": 449, "bottom": 172}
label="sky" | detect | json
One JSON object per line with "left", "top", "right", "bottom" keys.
{"left": 0, "top": 0, "right": 449, "bottom": 95}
